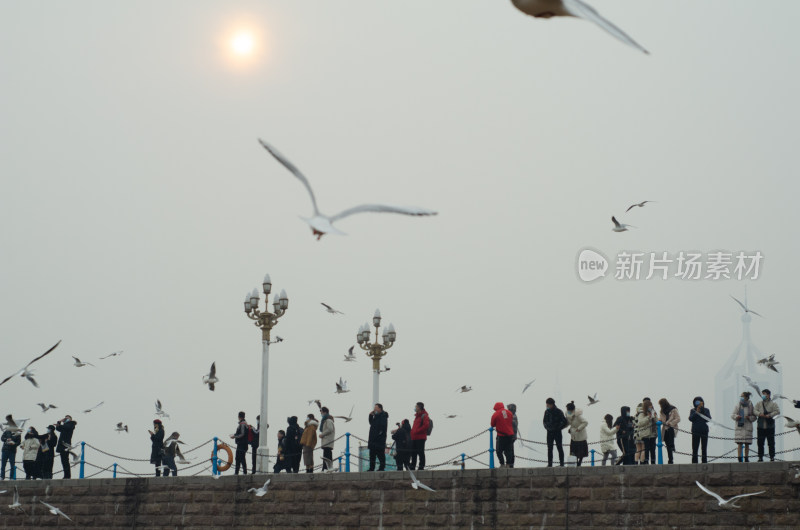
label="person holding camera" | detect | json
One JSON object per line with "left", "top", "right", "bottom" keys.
{"left": 688, "top": 396, "right": 711, "bottom": 463}
{"left": 55, "top": 415, "right": 77, "bottom": 479}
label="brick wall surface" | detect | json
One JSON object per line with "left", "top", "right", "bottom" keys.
{"left": 1, "top": 462, "right": 799, "bottom": 529}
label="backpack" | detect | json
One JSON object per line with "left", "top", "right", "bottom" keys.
{"left": 425, "top": 414, "right": 433, "bottom": 436}
{"left": 247, "top": 425, "right": 255, "bottom": 443}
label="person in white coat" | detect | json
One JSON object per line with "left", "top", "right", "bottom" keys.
{"left": 599, "top": 414, "right": 618, "bottom": 465}
{"left": 565, "top": 402, "right": 589, "bottom": 467}
{"left": 318, "top": 407, "right": 336, "bottom": 471}
{"left": 732, "top": 392, "right": 756, "bottom": 463}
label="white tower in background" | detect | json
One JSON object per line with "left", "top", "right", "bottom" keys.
{"left": 713, "top": 291, "right": 783, "bottom": 461}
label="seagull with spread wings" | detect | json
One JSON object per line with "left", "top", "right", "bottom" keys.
{"left": 626, "top": 200, "right": 655, "bottom": 212}
{"left": 695, "top": 481, "right": 764, "bottom": 509}
{"left": 83, "top": 401, "right": 104, "bottom": 414}
{"left": 37, "top": 403, "right": 58, "bottom": 413}
{"left": 587, "top": 393, "right": 600, "bottom": 406}
{"left": 115, "top": 422, "right": 128, "bottom": 433}
{"left": 511, "top": 0, "right": 648, "bottom": 54}
{"left": 100, "top": 351, "right": 123, "bottom": 359}
{"left": 334, "top": 405, "right": 354, "bottom": 423}
{"left": 409, "top": 471, "right": 436, "bottom": 492}
{"left": 9, "top": 486, "right": 25, "bottom": 513}
{"left": 258, "top": 140, "right": 438, "bottom": 240}
{"left": 155, "top": 399, "right": 170, "bottom": 419}
{"left": 0, "top": 340, "right": 61, "bottom": 389}
{"left": 248, "top": 478, "right": 271, "bottom": 497}
{"left": 343, "top": 346, "right": 357, "bottom": 362}
{"left": 756, "top": 354, "right": 780, "bottom": 373}
{"left": 456, "top": 385, "right": 472, "bottom": 393}
{"left": 203, "top": 362, "right": 218, "bottom": 391}
{"left": 72, "top": 356, "right": 95, "bottom": 368}
{"left": 335, "top": 378, "right": 350, "bottom": 394}
{"left": 611, "top": 216, "right": 635, "bottom": 232}
{"left": 731, "top": 295, "right": 763, "bottom": 317}
{"left": 40, "top": 501, "right": 73, "bottom": 521}
{"left": 521, "top": 379, "right": 535, "bottom": 394}
{"left": 321, "top": 303, "right": 344, "bottom": 315}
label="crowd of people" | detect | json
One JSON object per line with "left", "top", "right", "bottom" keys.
{"left": 0, "top": 415, "right": 77, "bottom": 480}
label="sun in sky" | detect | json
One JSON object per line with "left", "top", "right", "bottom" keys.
{"left": 230, "top": 31, "right": 255, "bottom": 56}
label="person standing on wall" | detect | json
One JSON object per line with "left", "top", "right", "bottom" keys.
{"left": 55, "top": 415, "right": 77, "bottom": 479}
{"left": 543, "top": 398, "right": 567, "bottom": 467}
{"left": 1, "top": 419, "right": 21, "bottom": 480}
{"left": 491, "top": 402, "right": 515, "bottom": 468}
{"left": 319, "top": 408, "right": 336, "bottom": 471}
{"left": 754, "top": 389, "right": 780, "bottom": 462}
{"left": 688, "top": 396, "right": 711, "bottom": 464}
{"left": 249, "top": 415, "right": 260, "bottom": 474}
{"left": 368, "top": 404, "right": 389, "bottom": 472}
{"left": 149, "top": 419, "right": 165, "bottom": 476}
{"left": 732, "top": 392, "right": 756, "bottom": 463}
{"left": 658, "top": 398, "right": 680, "bottom": 465}
{"left": 231, "top": 411, "right": 249, "bottom": 475}
{"left": 300, "top": 414, "right": 319, "bottom": 473}
{"left": 410, "top": 402, "right": 431, "bottom": 471}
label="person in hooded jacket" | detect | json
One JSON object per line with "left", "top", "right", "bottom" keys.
{"left": 368, "top": 404, "right": 389, "bottom": 471}
{"left": 543, "top": 398, "right": 567, "bottom": 467}
{"left": 319, "top": 407, "right": 336, "bottom": 471}
{"left": 688, "top": 396, "right": 711, "bottom": 463}
{"left": 55, "top": 415, "right": 77, "bottom": 479}
{"left": 491, "top": 402, "right": 515, "bottom": 468}
{"left": 565, "top": 402, "right": 589, "bottom": 466}
{"left": 732, "top": 392, "right": 756, "bottom": 463}
{"left": 300, "top": 414, "right": 319, "bottom": 473}
{"left": 38, "top": 425, "right": 58, "bottom": 479}
{"left": 613, "top": 406, "right": 635, "bottom": 465}
{"left": 391, "top": 419, "right": 412, "bottom": 471}
{"left": 149, "top": 419, "right": 165, "bottom": 476}
{"left": 410, "top": 402, "right": 430, "bottom": 470}
{"left": 285, "top": 416, "right": 303, "bottom": 473}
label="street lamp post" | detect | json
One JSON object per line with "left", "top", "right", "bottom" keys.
{"left": 357, "top": 309, "right": 396, "bottom": 405}
{"left": 244, "top": 274, "right": 289, "bottom": 473}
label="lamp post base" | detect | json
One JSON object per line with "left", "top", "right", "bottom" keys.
{"left": 256, "top": 446, "right": 271, "bottom": 473}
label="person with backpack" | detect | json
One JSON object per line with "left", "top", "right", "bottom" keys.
{"left": 230, "top": 411, "right": 249, "bottom": 475}
{"left": 300, "top": 414, "right": 319, "bottom": 473}
{"left": 391, "top": 419, "right": 412, "bottom": 471}
{"left": 542, "top": 398, "right": 567, "bottom": 467}
{"left": 491, "top": 402, "right": 515, "bottom": 468}
{"left": 249, "top": 415, "right": 260, "bottom": 474}
{"left": 367, "top": 404, "right": 389, "bottom": 472}
{"left": 319, "top": 407, "right": 336, "bottom": 471}
{"left": 410, "top": 402, "right": 431, "bottom": 470}
{"left": 285, "top": 416, "right": 303, "bottom": 473}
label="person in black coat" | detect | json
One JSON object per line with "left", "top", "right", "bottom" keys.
{"left": 37, "top": 425, "right": 58, "bottom": 479}
{"left": 284, "top": 417, "right": 303, "bottom": 473}
{"left": 55, "top": 415, "right": 77, "bottom": 479}
{"left": 272, "top": 430, "right": 290, "bottom": 473}
{"left": 149, "top": 419, "right": 165, "bottom": 476}
{"left": 542, "top": 398, "right": 567, "bottom": 467}
{"left": 688, "top": 396, "right": 711, "bottom": 464}
{"left": 368, "top": 404, "right": 389, "bottom": 471}
{"left": 391, "top": 419, "right": 412, "bottom": 471}
{"left": 1, "top": 423, "right": 21, "bottom": 480}
{"left": 613, "top": 406, "right": 636, "bottom": 465}
{"left": 793, "top": 399, "right": 799, "bottom": 409}
{"left": 249, "top": 415, "right": 260, "bottom": 475}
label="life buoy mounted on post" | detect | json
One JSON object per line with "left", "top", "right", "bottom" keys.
{"left": 213, "top": 442, "right": 233, "bottom": 472}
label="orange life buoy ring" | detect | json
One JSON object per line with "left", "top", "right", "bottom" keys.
{"left": 213, "top": 443, "right": 233, "bottom": 472}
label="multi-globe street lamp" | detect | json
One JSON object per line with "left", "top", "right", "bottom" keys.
{"left": 356, "top": 309, "right": 396, "bottom": 405}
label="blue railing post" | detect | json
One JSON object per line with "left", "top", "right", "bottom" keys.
{"left": 113, "top": 463, "right": 117, "bottom": 478}
{"left": 590, "top": 449, "right": 596, "bottom": 467}
{"left": 338, "top": 456, "right": 342, "bottom": 472}
{"left": 345, "top": 433, "right": 351, "bottom": 472}
{"left": 656, "top": 421, "right": 663, "bottom": 465}
{"left": 79, "top": 441, "right": 85, "bottom": 479}
{"left": 12, "top": 465, "right": 17, "bottom": 480}
{"left": 489, "top": 427, "right": 495, "bottom": 469}
{"left": 212, "top": 437, "right": 219, "bottom": 475}
{"left": 460, "top": 453, "right": 466, "bottom": 470}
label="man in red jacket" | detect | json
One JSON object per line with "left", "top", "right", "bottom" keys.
{"left": 410, "top": 402, "right": 430, "bottom": 470}
{"left": 491, "top": 402, "right": 515, "bottom": 468}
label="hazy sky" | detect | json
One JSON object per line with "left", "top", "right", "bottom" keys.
{"left": 2, "top": 1, "right": 799, "bottom": 474}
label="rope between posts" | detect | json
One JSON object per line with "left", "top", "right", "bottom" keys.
{"left": 675, "top": 427, "right": 797, "bottom": 441}
{"left": 427, "top": 430, "right": 486, "bottom": 451}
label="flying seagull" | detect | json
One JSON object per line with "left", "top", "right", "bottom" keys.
{"left": 510, "top": 0, "right": 649, "bottom": 54}
{"left": 456, "top": 385, "right": 472, "bottom": 393}
{"left": 9, "top": 486, "right": 25, "bottom": 513}
{"left": 155, "top": 399, "right": 170, "bottom": 419}
{"left": 83, "top": 401, "right": 104, "bottom": 414}
{"left": 203, "top": 362, "right": 218, "bottom": 391}
{"left": 694, "top": 411, "right": 734, "bottom": 431}
{"left": 3, "top": 416, "right": 28, "bottom": 433}
{"left": 37, "top": 403, "right": 58, "bottom": 413}
{"left": 248, "top": 479, "right": 271, "bottom": 497}
{"left": 409, "top": 471, "right": 436, "bottom": 492}
{"left": 625, "top": 200, "right": 655, "bottom": 212}
{"left": 731, "top": 295, "right": 763, "bottom": 318}
{"left": 115, "top": 422, "right": 128, "bottom": 433}
{"left": 40, "top": 500, "right": 73, "bottom": 521}
{"left": 742, "top": 375, "right": 762, "bottom": 396}
{"left": 782, "top": 416, "right": 800, "bottom": 433}
{"left": 72, "top": 356, "right": 95, "bottom": 368}
{"left": 695, "top": 481, "right": 764, "bottom": 509}
{"left": 587, "top": 393, "right": 599, "bottom": 406}
{"left": 335, "top": 378, "right": 350, "bottom": 394}
{"left": 334, "top": 405, "right": 354, "bottom": 423}
{"left": 0, "top": 340, "right": 61, "bottom": 388}
{"left": 308, "top": 399, "right": 322, "bottom": 411}
{"left": 99, "top": 351, "right": 123, "bottom": 359}
{"left": 611, "top": 216, "right": 635, "bottom": 232}
{"left": 258, "top": 140, "right": 438, "bottom": 240}
{"left": 521, "top": 379, "right": 535, "bottom": 394}
{"left": 756, "top": 354, "right": 779, "bottom": 373}
{"left": 444, "top": 414, "right": 458, "bottom": 419}
{"left": 344, "top": 346, "right": 357, "bottom": 362}
{"left": 321, "top": 303, "right": 344, "bottom": 315}
{"left": 165, "top": 432, "right": 186, "bottom": 450}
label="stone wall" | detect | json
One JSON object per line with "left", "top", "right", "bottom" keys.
{"left": 2, "top": 462, "right": 799, "bottom": 528}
